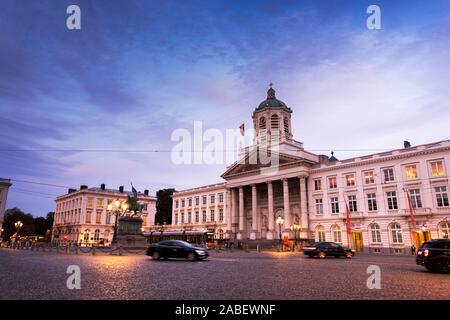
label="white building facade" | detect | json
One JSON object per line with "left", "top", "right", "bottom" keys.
{"left": 166, "top": 86, "right": 450, "bottom": 254}
{"left": 52, "top": 184, "right": 156, "bottom": 246}
{"left": 0, "top": 178, "right": 12, "bottom": 232}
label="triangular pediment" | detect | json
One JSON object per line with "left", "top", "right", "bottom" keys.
{"left": 221, "top": 147, "right": 315, "bottom": 179}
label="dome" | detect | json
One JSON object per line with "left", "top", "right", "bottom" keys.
{"left": 256, "top": 85, "right": 289, "bottom": 111}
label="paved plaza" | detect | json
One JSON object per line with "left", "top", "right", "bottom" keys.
{"left": 0, "top": 248, "right": 448, "bottom": 300}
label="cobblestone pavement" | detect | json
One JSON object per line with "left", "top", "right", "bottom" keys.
{"left": 0, "top": 249, "right": 448, "bottom": 300}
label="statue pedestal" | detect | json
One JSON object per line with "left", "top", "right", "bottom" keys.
{"left": 116, "top": 216, "right": 147, "bottom": 249}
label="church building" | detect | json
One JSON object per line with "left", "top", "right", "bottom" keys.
{"left": 169, "top": 86, "right": 450, "bottom": 254}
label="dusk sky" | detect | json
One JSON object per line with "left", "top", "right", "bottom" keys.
{"left": 1, "top": 0, "right": 450, "bottom": 216}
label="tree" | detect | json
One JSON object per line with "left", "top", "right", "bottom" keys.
{"left": 155, "top": 188, "right": 176, "bottom": 225}
{"left": 33, "top": 212, "right": 54, "bottom": 238}
{"left": 2, "top": 208, "right": 35, "bottom": 241}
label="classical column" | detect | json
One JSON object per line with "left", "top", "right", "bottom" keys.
{"left": 266, "top": 180, "right": 275, "bottom": 240}
{"left": 282, "top": 178, "right": 291, "bottom": 232}
{"left": 250, "top": 184, "right": 257, "bottom": 240}
{"left": 226, "top": 189, "right": 232, "bottom": 234}
{"left": 237, "top": 186, "right": 244, "bottom": 240}
{"left": 299, "top": 177, "right": 309, "bottom": 234}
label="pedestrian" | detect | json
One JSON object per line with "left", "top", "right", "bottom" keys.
{"left": 411, "top": 244, "right": 416, "bottom": 255}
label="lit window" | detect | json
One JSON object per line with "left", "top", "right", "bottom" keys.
{"left": 364, "top": 171, "right": 375, "bottom": 184}
{"left": 87, "top": 198, "right": 94, "bottom": 208}
{"left": 430, "top": 160, "right": 445, "bottom": 177}
{"left": 346, "top": 174, "right": 355, "bottom": 187}
{"left": 405, "top": 165, "right": 418, "bottom": 180}
{"left": 328, "top": 177, "right": 337, "bottom": 189}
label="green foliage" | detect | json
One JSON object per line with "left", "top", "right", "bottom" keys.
{"left": 155, "top": 188, "right": 176, "bottom": 225}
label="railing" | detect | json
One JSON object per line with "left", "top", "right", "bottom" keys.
{"left": 401, "top": 208, "right": 432, "bottom": 216}
{"left": 0, "top": 243, "right": 147, "bottom": 256}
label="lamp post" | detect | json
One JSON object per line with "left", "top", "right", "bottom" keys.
{"left": 276, "top": 216, "right": 284, "bottom": 248}
{"left": 290, "top": 224, "right": 301, "bottom": 248}
{"left": 14, "top": 221, "right": 23, "bottom": 236}
{"left": 0, "top": 228, "right": 4, "bottom": 243}
{"left": 107, "top": 198, "right": 129, "bottom": 246}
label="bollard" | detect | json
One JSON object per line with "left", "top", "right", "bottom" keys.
{"left": 65, "top": 245, "right": 69, "bottom": 254}
{"left": 118, "top": 245, "right": 123, "bottom": 256}
{"left": 257, "top": 244, "right": 261, "bottom": 253}
{"left": 92, "top": 246, "right": 96, "bottom": 256}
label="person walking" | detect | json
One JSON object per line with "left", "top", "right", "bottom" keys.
{"left": 411, "top": 244, "right": 416, "bottom": 255}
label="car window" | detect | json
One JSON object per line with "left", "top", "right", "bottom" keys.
{"left": 330, "top": 243, "right": 340, "bottom": 248}
{"left": 159, "top": 241, "right": 173, "bottom": 246}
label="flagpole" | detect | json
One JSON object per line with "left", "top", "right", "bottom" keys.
{"left": 343, "top": 195, "right": 352, "bottom": 249}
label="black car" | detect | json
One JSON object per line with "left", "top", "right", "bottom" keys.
{"left": 416, "top": 239, "right": 450, "bottom": 273}
{"left": 146, "top": 240, "right": 209, "bottom": 261}
{"left": 303, "top": 242, "right": 355, "bottom": 258}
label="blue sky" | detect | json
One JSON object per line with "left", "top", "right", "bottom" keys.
{"left": 1, "top": 0, "right": 450, "bottom": 216}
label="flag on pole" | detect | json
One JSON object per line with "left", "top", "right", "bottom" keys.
{"left": 131, "top": 182, "right": 138, "bottom": 198}
{"left": 405, "top": 189, "right": 416, "bottom": 227}
{"left": 344, "top": 199, "right": 352, "bottom": 235}
{"left": 239, "top": 123, "right": 245, "bottom": 136}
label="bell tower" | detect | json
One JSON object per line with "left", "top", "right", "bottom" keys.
{"left": 252, "top": 84, "right": 293, "bottom": 148}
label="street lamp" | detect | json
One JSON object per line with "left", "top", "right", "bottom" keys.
{"left": 276, "top": 216, "right": 284, "bottom": 246}
{"left": 290, "top": 223, "right": 301, "bottom": 248}
{"left": 14, "top": 221, "right": 23, "bottom": 235}
{"left": 107, "top": 199, "right": 129, "bottom": 246}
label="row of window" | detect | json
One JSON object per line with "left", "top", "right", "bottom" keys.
{"left": 174, "top": 209, "right": 224, "bottom": 225}
{"left": 316, "top": 222, "right": 450, "bottom": 244}
{"left": 175, "top": 193, "right": 224, "bottom": 209}
{"left": 314, "top": 187, "right": 449, "bottom": 215}
{"left": 313, "top": 160, "right": 446, "bottom": 191}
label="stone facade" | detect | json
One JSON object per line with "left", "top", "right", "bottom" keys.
{"left": 52, "top": 185, "right": 156, "bottom": 246}
{"left": 0, "top": 178, "right": 12, "bottom": 232}
{"left": 164, "top": 87, "right": 450, "bottom": 254}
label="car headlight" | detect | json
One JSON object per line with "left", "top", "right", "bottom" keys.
{"left": 351, "top": 249, "right": 355, "bottom": 252}
{"left": 195, "top": 250, "right": 205, "bottom": 255}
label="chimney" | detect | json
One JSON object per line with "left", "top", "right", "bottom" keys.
{"left": 404, "top": 141, "right": 411, "bottom": 148}
{"left": 101, "top": 183, "right": 106, "bottom": 190}
{"left": 80, "top": 185, "right": 88, "bottom": 190}
{"left": 68, "top": 188, "right": 76, "bottom": 194}
{"left": 144, "top": 189, "right": 149, "bottom": 196}
{"left": 119, "top": 186, "right": 124, "bottom": 193}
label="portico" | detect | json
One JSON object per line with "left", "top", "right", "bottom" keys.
{"left": 224, "top": 174, "right": 311, "bottom": 241}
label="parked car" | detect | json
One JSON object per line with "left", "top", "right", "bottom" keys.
{"left": 146, "top": 240, "right": 209, "bottom": 261}
{"left": 303, "top": 242, "right": 355, "bottom": 259}
{"left": 416, "top": 239, "right": 450, "bottom": 273}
